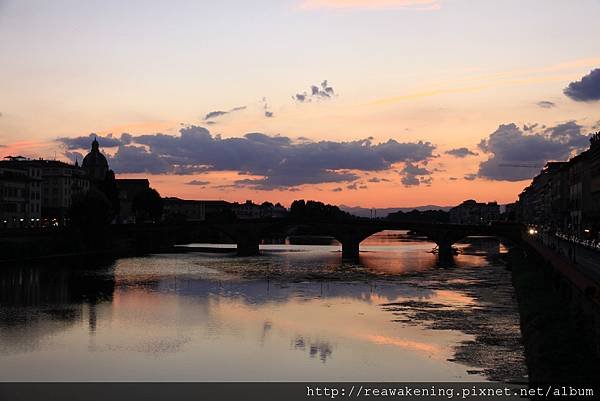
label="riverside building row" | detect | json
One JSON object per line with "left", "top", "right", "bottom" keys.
{"left": 515, "top": 132, "right": 600, "bottom": 240}
{"left": 1, "top": 139, "right": 287, "bottom": 228}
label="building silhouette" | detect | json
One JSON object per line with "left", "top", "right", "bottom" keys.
{"left": 516, "top": 132, "right": 600, "bottom": 239}
{"left": 81, "top": 137, "right": 109, "bottom": 182}
{"left": 0, "top": 157, "right": 89, "bottom": 227}
{"left": 449, "top": 200, "right": 500, "bottom": 225}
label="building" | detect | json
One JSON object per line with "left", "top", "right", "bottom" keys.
{"left": 589, "top": 132, "right": 600, "bottom": 237}
{"left": 116, "top": 179, "right": 150, "bottom": 223}
{"left": 259, "top": 202, "right": 288, "bottom": 218}
{"left": 568, "top": 152, "right": 591, "bottom": 236}
{"left": 0, "top": 157, "right": 42, "bottom": 228}
{"left": 163, "top": 197, "right": 206, "bottom": 222}
{"left": 203, "top": 200, "right": 234, "bottom": 220}
{"left": 1, "top": 157, "right": 89, "bottom": 226}
{"left": 231, "top": 200, "right": 261, "bottom": 219}
{"left": 81, "top": 138, "right": 109, "bottom": 182}
{"left": 161, "top": 199, "right": 288, "bottom": 222}
{"left": 449, "top": 200, "right": 500, "bottom": 225}
{"left": 546, "top": 162, "right": 570, "bottom": 232}
{"left": 516, "top": 131, "right": 600, "bottom": 240}
{"left": 37, "top": 160, "right": 90, "bottom": 224}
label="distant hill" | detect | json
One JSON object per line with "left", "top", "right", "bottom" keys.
{"left": 339, "top": 204, "right": 452, "bottom": 218}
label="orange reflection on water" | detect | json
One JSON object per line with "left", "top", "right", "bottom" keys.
{"left": 364, "top": 334, "right": 443, "bottom": 358}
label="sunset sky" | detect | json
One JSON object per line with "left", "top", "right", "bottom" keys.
{"left": 1, "top": 0, "right": 600, "bottom": 208}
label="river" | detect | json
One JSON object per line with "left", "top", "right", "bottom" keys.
{"left": 0, "top": 231, "right": 527, "bottom": 382}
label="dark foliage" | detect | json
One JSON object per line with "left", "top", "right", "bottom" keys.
{"left": 68, "top": 188, "right": 112, "bottom": 249}
{"left": 290, "top": 200, "right": 354, "bottom": 221}
{"left": 132, "top": 187, "right": 163, "bottom": 222}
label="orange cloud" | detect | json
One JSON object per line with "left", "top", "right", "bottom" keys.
{"left": 300, "top": 0, "right": 440, "bottom": 10}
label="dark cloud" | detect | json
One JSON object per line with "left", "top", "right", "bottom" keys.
{"left": 294, "top": 93, "right": 307, "bottom": 102}
{"left": 204, "top": 106, "right": 247, "bottom": 121}
{"left": 262, "top": 97, "right": 274, "bottom": 118}
{"left": 464, "top": 173, "right": 477, "bottom": 181}
{"left": 367, "top": 177, "right": 390, "bottom": 183}
{"left": 58, "top": 133, "right": 130, "bottom": 150}
{"left": 401, "top": 174, "right": 420, "bottom": 186}
{"left": 108, "top": 145, "right": 172, "bottom": 174}
{"left": 564, "top": 68, "right": 600, "bottom": 102}
{"left": 64, "top": 151, "right": 84, "bottom": 163}
{"left": 445, "top": 147, "right": 478, "bottom": 158}
{"left": 420, "top": 177, "right": 433, "bottom": 186}
{"left": 449, "top": 177, "right": 458, "bottom": 181}
{"left": 185, "top": 180, "right": 210, "bottom": 186}
{"left": 332, "top": 187, "right": 343, "bottom": 192}
{"left": 477, "top": 121, "right": 590, "bottom": 181}
{"left": 399, "top": 162, "right": 432, "bottom": 187}
{"left": 58, "top": 126, "right": 436, "bottom": 190}
{"left": 523, "top": 123, "right": 539, "bottom": 132}
{"left": 536, "top": 101, "right": 556, "bottom": 109}
{"left": 204, "top": 111, "right": 228, "bottom": 120}
{"left": 294, "top": 80, "right": 335, "bottom": 103}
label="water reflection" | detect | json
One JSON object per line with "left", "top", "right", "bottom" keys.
{"left": 0, "top": 232, "right": 518, "bottom": 381}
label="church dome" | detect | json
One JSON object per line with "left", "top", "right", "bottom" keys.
{"left": 82, "top": 138, "right": 109, "bottom": 181}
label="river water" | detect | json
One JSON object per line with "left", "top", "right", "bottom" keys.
{"left": 0, "top": 231, "right": 527, "bottom": 382}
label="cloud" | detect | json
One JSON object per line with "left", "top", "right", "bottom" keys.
{"left": 464, "top": 173, "right": 477, "bottom": 181}
{"left": 58, "top": 133, "right": 131, "bottom": 150}
{"left": 536, "top": 101, "right": 556, "bottom": 109}
{"left": 108, "top": 145, "right": 173, "bottom": 174}
{"left": 477, "top": 121, "right": 590, "bottom": 181}
{"left": 564, "top": 68, "right": 600, "bottom": 102}
{"left": 299, "top": 0, "right": 441, "bottom": 10}
{"left": 64, "top": 151, "right": 84, "bottom": 163}
{"left": 399, "top": 162, "right": 432, "bottom": 187}
{"left": 294, "top": 80, "right": 335, "bottom": 102}
{"left": 262, "top": 97, "right": 275, "bottom": 118}
{"left": 204, "top": 106, "right": 247, "bottom": 121}
{"left": 367, "top": 177, "right": 390, "bottom": 183}
{"left": 185, "top": 180, "right": 210, "bottom": 186}
{"left": 445, "top": 147, "right": 478, "bottom": 158}
{"left": 523, "top": 123, "right": 540, "bottom": 132}
{"left": 58, "top": 126, "right": 436, "bottom": 190}
{"left": 332, "top": 187, "right": 343, "bottom": 192}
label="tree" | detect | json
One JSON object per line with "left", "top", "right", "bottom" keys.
{"left": 68, "top": 188, "right": 112, "bottom": 249}
{"left": 132, "top": 188, "right": 163, "bottom": 223}
{"left": 290, "top": 199, "right": 353, "bottom": 221}
{"left": 69, "top": 188, "right": 112, "bottom": 228}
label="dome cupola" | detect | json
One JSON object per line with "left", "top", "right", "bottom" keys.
{"left": 82, "top": 136, "right": 109, "bottom": 181}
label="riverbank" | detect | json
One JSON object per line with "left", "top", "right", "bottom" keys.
{"left": 507, "top": 245, "right": 600, "bottom": 384}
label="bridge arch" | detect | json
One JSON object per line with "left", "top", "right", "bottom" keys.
{"left": 175, "top": 219, "right": 521, "bottom": 265}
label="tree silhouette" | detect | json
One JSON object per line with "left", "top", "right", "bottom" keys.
{"left": 68, "top": 187, "right": 112, "bottom": 249}
{"left": 290, "top": 199, "right": 353, "bottom": 221}
{"left": 132, "top": 187, "right": 163, "bottom": 223}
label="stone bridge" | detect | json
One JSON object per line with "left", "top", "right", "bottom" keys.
{"left": 177, "top": 218, "right": 522, "bottom": 264}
